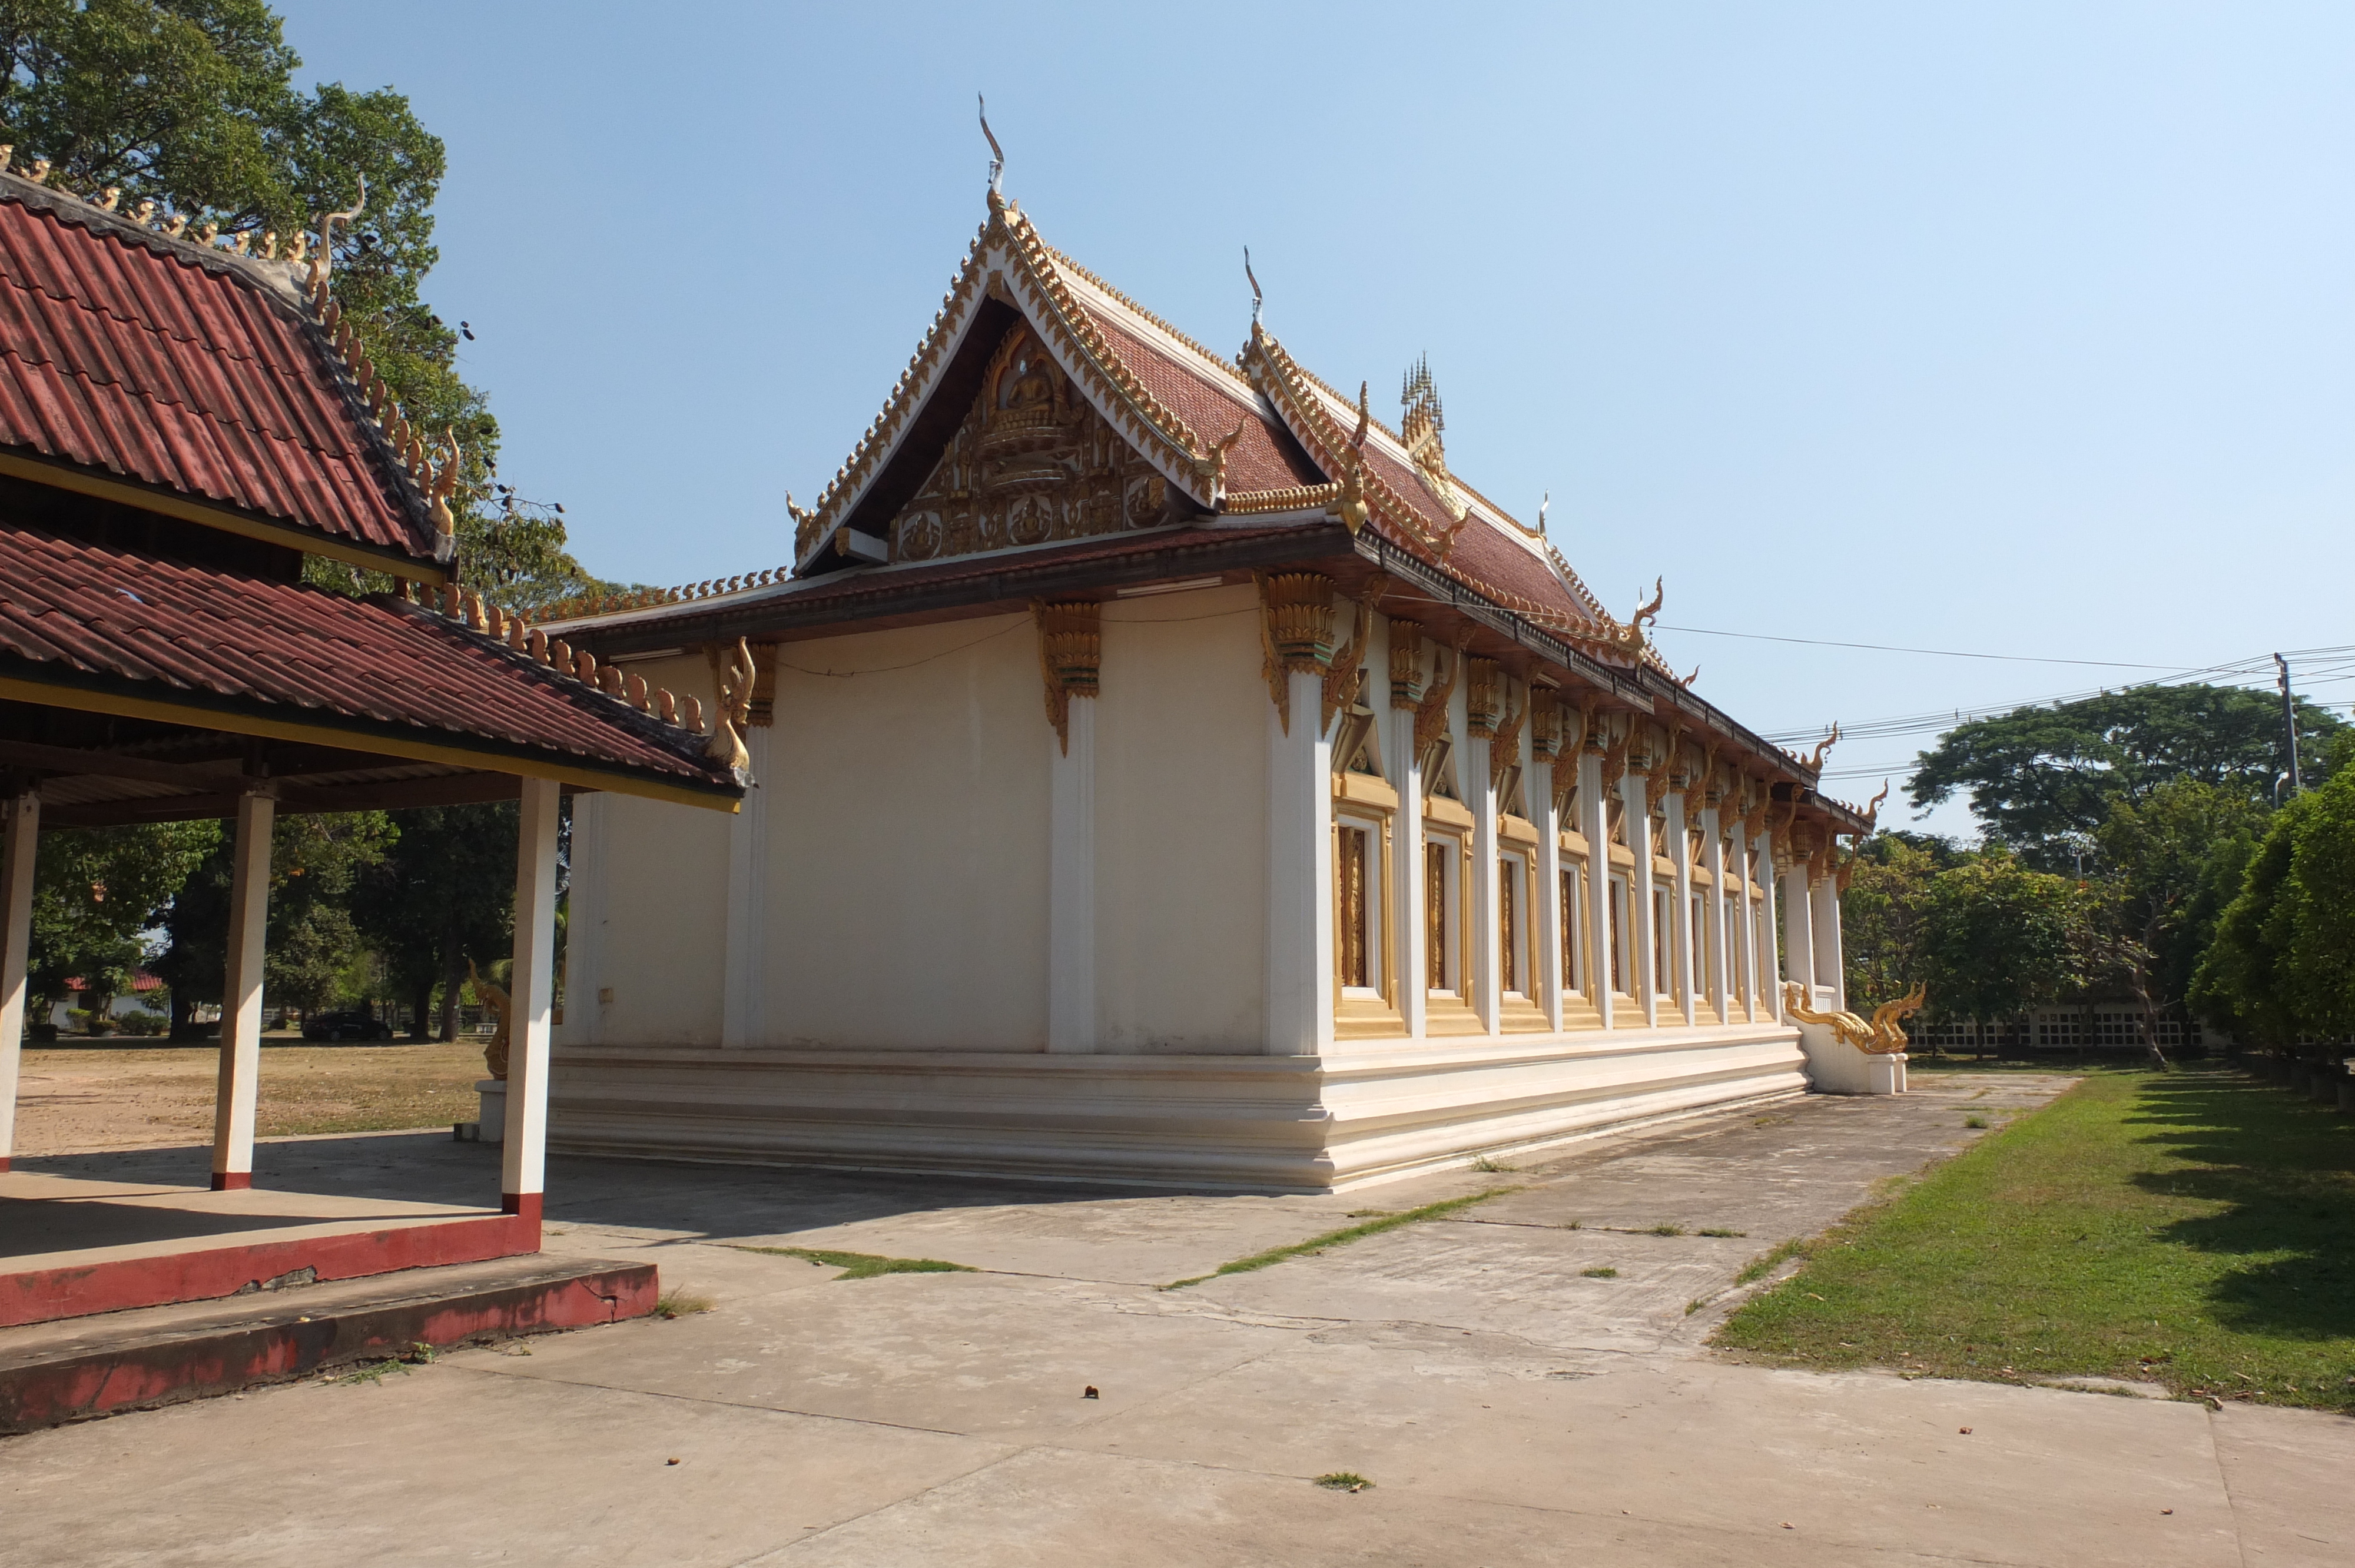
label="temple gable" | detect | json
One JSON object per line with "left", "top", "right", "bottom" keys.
{"left": 888, "top": 325, "right": 1183, "bottom": 564}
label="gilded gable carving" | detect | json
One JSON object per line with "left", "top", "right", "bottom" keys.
{"left": 891, "top": 327, "right": 1179, "bottom": 563}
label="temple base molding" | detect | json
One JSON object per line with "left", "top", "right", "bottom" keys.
{"left": 549, "top": 1026, "right": 1807, "bottom": 1194}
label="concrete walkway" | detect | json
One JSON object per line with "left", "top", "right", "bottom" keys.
{"left": 5, "top": 1071, "right": 2350, "bottom": 1566}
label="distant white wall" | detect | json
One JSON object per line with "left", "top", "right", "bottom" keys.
{"left": 1094, "top": 584, "right": 1268, "bottom": 1052}
{"left": 765, "top": 613, "right": 1050, "bottom": 1050}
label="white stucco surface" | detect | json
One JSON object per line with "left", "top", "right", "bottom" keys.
{"left": 1093, "top": 586, "right": 1266, "bottom": 1054}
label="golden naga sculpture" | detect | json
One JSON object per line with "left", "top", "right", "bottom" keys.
{"left": 708, "top": 636, "right": 756, "bottom": 773}
{"left": 1805, "top": 722, "right": 1842, "bottom": 771}
{"left": 1860, "top": 779, "right": 1889, "bottom": 832}
{"left": 1607, "top": 577, "right": 1664, "bottom": 657}
{"left": 466, "top": 957, "right": 513, "bottom": 1081}
{"left": 1783, "top": 981, "right": 1926, "bottom": 1055}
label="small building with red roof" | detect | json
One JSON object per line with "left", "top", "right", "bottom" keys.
{"left": 0, "top": 157, "right": 744, "bottom": 1359}
{"left": 540, "top": 181, "right": 1878, "bottom": 1191}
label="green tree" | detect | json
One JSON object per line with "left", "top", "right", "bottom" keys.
{"left": 1915, "top": 853, "right": 2097, "bottom": 1048}
{"left": 349, "top": 802, "right": 515, "bottom": 1041}
{"left": 2190, "top": 794, "right": 2310, "bottom": 1048}
{"left": 2089, "top": 779, "right": 2271, "bottom": 1065}
{"left": 2276, "top": 757, "right": 2355, "bottom": 1039}
{"left": 26, "top": 820, "right": 218, "bottom": 1027}
{"left": 1909, "top": 683, "right": 2343, "bottom": 870}
{"left": 1839, "top": 835, "right": 1952, "bottom": 1013}
{"left": 0, "top": 0, "right": 596, "bottom": 603}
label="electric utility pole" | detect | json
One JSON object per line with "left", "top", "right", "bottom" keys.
{"left": 2275, "top": 652, "right": 2301, "bottom": 796}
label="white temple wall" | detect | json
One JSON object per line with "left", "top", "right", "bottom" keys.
{"left": 1093, "top": 585, "right": 1268, "bottom": 1053}
{"left": 767, "top": 614, "right": 1052, "bottom": 1051}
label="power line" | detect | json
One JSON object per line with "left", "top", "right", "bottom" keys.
{"left": 1652, "top": 623, "right": 2178, "bottom": 669}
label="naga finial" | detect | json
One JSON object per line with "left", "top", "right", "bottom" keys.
{"left": 979, "top": 94, "right": 1005, "bottom": 202}
{"left": 1805, "top": 722, "right": 1841, "bottom": 772}
{"left": 1245, "top": 245, "right": 1263, "bottom": 330}
{"left": 1200, "top": 416, "right": 1248, "bottom": 499}
{"left": 307, "top": 175, "right": 367, "bottom": 296}
{"left": 1862, "top": 778, "right": 1889, "bottom": 832}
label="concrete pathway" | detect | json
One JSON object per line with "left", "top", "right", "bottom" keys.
{"left": 5, "top": 1071, "right": 2350, "bottom": 1566}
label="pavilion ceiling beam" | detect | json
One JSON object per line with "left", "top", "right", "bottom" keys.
{"left": 0, "top": 738, "right": 253, "bottom": 792}
{"left": 34, "top": 770, "right": 539, "bottom": 830}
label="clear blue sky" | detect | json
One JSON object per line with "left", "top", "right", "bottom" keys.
{"left": 277, "top": 2, "right": 2353, "bottom": 836}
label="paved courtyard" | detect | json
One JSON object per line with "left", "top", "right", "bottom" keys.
{"left": 5, "top": 1071, "right": 2351, "bottom": 1566}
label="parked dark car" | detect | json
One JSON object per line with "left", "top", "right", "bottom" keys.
{"left": 301, "top": 1009, "right": 392, "bottom": 1042}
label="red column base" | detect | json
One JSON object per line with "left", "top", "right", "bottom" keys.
{"left": 210, "top": 1172, "right": 252, "bottom": 1192}
{"left": 500, "top": 1192, "right": 543, "bottom": 1223}
{"left": 0, "top": 1156, "right": 11, "bottom": 1174}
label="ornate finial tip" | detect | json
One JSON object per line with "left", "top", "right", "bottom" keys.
{"left": 978, "top": 93, "right": 1006, "bottom": 198}
{"left": 1244, "top": 246, "right": 1262, "bottom": 326}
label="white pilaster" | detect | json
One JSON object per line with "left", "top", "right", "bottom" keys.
{"left": 1665, "top": 788, "right": 1697, "bottom": 1026}
{"left": 0, "top": 789, "right": 37, "bottom": 1171}
{"left": 502, "top": 776, "right": 560, "bottom": 1224}
{"left": 1266, "top": 667, "right": 1334, "bottom": 1055}
{"left": 1468, "top": 730, "right": 1500, "bottom": 1034}
{"left": 1580, "top": 750, "right": 1614, "bottom": 1029}
{"left": 1622, "top": 770, "right": 1657, "bottom": 1027}
{"left": 1388, "top": 677, "right": 1427, "bottom": 1039}
{"left": 1813, "top": 872, "right": 1846, "bottom": 1011}
{"left": 1702, "top": 805, "right": 1730, "bottom": 1023}
{"left": 210, "top": 791, "right": 273, "bottom": 1190}
{"left": 562, "top": 793, "right": 607, "bottom": 1045}
{"left": 1781, "top": 861, "right": 1815, "bottom": 1014}
{"left": 721, "top": 726, "right": 772, "bottom": 1048}
{"left": 1757, "top": 825, "right": 1783, "bottom": 1021}
{"left": 1730, "top": 820, "right": 1757, "bottom": 1022}
{"left": 1047, "top": 694, "right": 1097, "bottom": 1053}
{"left": 1534, "top": 757, "right": 1563, "bottom": 1031}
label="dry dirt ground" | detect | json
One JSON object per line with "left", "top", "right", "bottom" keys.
{"left": 10, "top": 1039, "right": 485, "bottom": 1155}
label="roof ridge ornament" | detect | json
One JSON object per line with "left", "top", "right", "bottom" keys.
{"left": 1245, "top": 247, "right": 1263, "bottom": 331}
{"left": 306, "top": 177, "right": 366, "bottom": 298}
{"left": 979, "top": 94, "right": 1006, "bottom": 207}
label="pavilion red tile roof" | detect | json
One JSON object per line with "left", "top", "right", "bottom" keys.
{"left": 0, "top": 527, "right": 739, "bottom": 798}
{"left": 0, "top": 175, "right": 436, "bottom": 564}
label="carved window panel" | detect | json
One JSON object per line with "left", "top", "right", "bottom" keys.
{"left": 1498, "top": 852, "right": 1525, "bottom": 998}
{"left": 1607, "top": 875, "right": 1629, "bottom": 996}
{"left": 1424, "top": 835, "right": 1462, "bottom": 995}
{"left": 1561, "top": 863, "right": 1587, "bottom": 999}
{"left": 1335, "top": 821, "right": 1379, "bottom": 993}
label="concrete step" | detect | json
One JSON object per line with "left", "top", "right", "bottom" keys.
{"left": 0, "top": 1253, "right": 658, "bottom": 1433}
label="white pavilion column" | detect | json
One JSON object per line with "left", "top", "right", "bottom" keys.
{"left": 1047, "top": 691, "right": 1097, "bottom": 1054}
{"left": 1812, "top": 871, "right": 1846, "bottom": 1011}
{"left": 561, "top": 793, "right": 608, "bottom": 1045}
{"left": 1621, "top": 769, "right": 1657, "bottom": 1027}
{"left": 721, "top": 726, "right": 772, "bottom": 1048}
{"left": 1387, "top": 626, "right": 1427, "bottom": 1039}
{"left": 1730, "top": 819, "right": 1757, "bottom": 1023}
{"left": 0, "top": 788, "right": 38, "bottom": 1172}
{"left": 1467, "top": 720, "right": 1500, "bottom": 1036}
{"left": 1780, "top": 860, "right": 1814, "bottom": 1014}
{"left": 502, "top": 776, "right": 560, "bottom": 1224}
{"left": 1579, "top": 749, "right": 1614, "bottom": 1030}
{"left": 210, "top": 790, "right": 273, "bottom": 1191}
{"left": 1664, "top": 787, "right": 1697, "bottom": 1027}
{"left": 1534, "top": 754, "right": 1563, "bottom": 1031}
{"left": 1757, "top": 824, "right": 1784, "bottom": 1021}
{"left": 1702, "top": 804, "right": 1731, "bottom": 1024}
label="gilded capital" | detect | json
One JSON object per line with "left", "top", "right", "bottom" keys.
{"left": 1465, "top": 657, "right": 1501, "bottom": 738}
{"left": 1033, "top": 599, "right": 1102, "bottom": 753}
{"left": 1387, "top": 617, "right": 1424, "bottom": 710}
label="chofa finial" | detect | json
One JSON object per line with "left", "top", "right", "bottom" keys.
{"left": 307, "top": 175, "right": 367, "bottom": 296}
{"left": 1245, "top": 247, "right": 1263, "bottom": 329}
{"left": 978, "top": 94, "right": 1004, "bottom": 201}
{"left": 1538, "top": 491, "right": 1549, "bottom": 536}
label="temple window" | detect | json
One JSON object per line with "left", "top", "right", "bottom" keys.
{"left": 1654, "top": 888, "right": 1676, "bottom": 998}
{"left": 1560, "top": 863, "right": 1586, "bottom": 997}
{"left": 1498, "top": 851, "right": 1526, "bottom": 997}
{"left": 1607, "top": 875, "right": 1629, "bottom": 995}
{"left": 1424, "top": 835, "right": 1461, "bottom": 994}
{"left": 1335, "top": 816, "right": 1385, "bottom": 995}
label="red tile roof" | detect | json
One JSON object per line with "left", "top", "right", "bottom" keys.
{"left": 0, "top": 178, "right": 435, "bottom": 563}
{"left": 0, "top": 527, "right": 738, "bottom": 798}
{"left": 1084, "top": 315, "right": 1318, "bottom": 494}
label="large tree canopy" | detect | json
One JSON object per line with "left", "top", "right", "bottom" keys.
{"left": 1908, "top": 683, "right": 2343, "bottom": 869}
{"left": 0, "top": 0, "right": 598, "bottom": 602}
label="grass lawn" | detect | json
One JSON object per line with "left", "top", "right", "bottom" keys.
{"left": 1714, "top": 1063, "right": 2355, "bottom": 1414}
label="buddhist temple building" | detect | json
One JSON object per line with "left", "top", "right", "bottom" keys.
{"left": 0, "top": 158, "right": 742, "bottom": 1351}
{"left": 538, "top": 181, "right": 1873, "bottom": 1192}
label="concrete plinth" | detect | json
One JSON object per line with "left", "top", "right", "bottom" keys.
{"left": 475, "top": 1080, "right": 506, "bottom": 1144}
{"left": 1793, "top": 1021, "right": 1905, "bottom": 1095}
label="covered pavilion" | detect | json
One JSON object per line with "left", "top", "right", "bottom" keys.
{"left": 0, "top": 162, "right": 743, "bottom": 1339}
